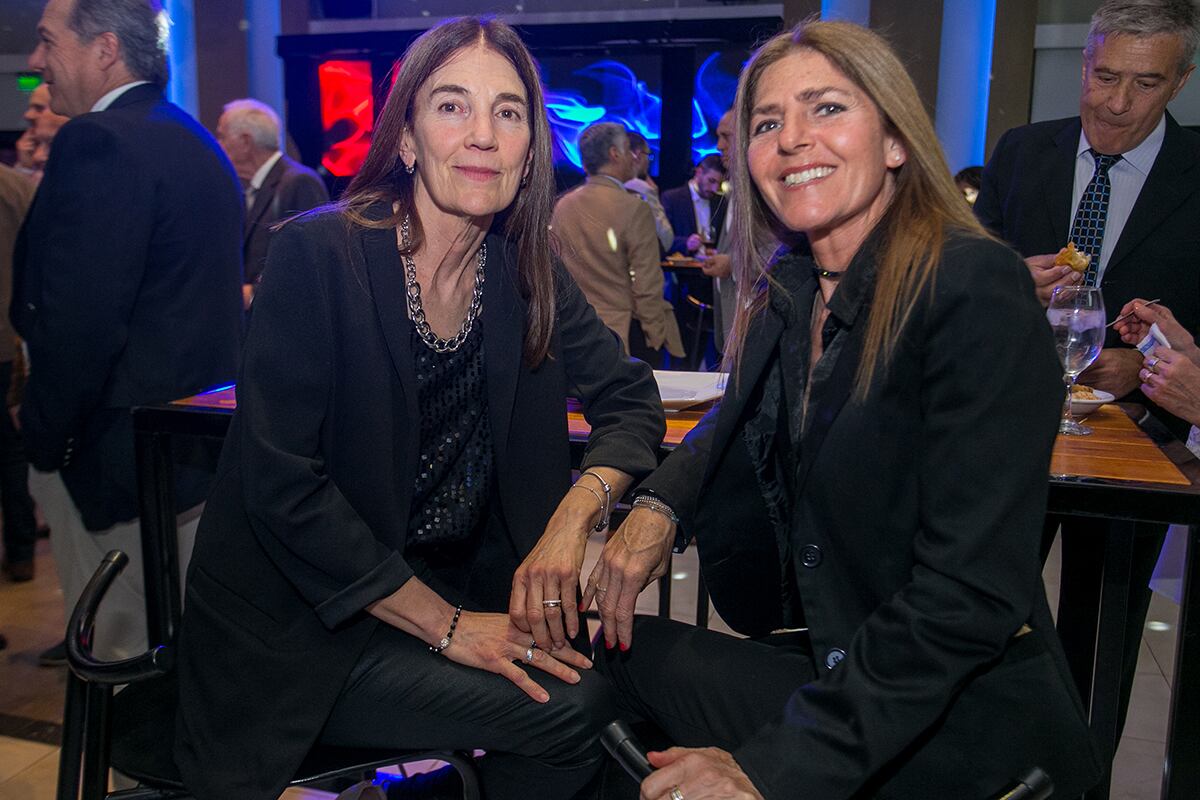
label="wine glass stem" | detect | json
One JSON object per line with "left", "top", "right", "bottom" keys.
{"left": 1062, "top": 373, "right": 1077, "bottom": 425}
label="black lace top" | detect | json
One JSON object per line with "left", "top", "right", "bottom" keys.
{"left": 405, "top": 322, "right": 494, "bottom": 554}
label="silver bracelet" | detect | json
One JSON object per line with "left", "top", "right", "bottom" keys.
{"left": 578, "top": 470, "right": 612, "bottom": 532}
{"left": 632, "top": 494, "right": 679, "bottom": 524}
{"left": 568, "top": 483, "right": 606, "bottom": 531}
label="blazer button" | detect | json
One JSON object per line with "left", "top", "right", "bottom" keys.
{"left": 800, "top": 544, "right": 822, "bottom": 568}
{"left": 824, "top": 648, "right": 846, "bottom": 670}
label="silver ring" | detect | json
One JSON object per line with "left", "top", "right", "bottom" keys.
{"left": 1148, "top": 356, "right": 1160, "bottom": 371}
{"left": 524, "top": 646, "right": 536, "bottom": 664}
{"left": 542, "top": 599, "right": 563, "bottom": 608}
{"left": 669, "top": 787, "right": 684, "bottom": 800}
{"left": 595, "top": 585, "right": 608, "bottom": 593}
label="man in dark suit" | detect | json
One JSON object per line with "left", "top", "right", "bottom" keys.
{"left": 15, "top": 0, "right": 242, "bottom": 660}
{"left": 216, "top": 98, "right": 328, "bottom": 307}
{"left": 975, "top": 0, "right": 1200, "bottom": 749}
{"left": 660, "top": 153, "right": 727, "bottom": 258}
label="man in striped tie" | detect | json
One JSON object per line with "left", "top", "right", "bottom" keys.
{"left": 975, "top": 0, "right": 1200, "bottom": 764}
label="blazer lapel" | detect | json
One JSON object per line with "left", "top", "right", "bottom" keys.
{"left": 1105, "top": 115, "right": 1198, "bottom": 275}
{"left": 481, "top": 236, "right": 524, "bottom": 456}
{"left": 1045, "top": 120, "right": 1080, "bottom": 246}
{"left": 359, "top": 218, "right": 419, "bottom": 423}
{"left": 245, "top": 159, "right": 285, "bottom": 243}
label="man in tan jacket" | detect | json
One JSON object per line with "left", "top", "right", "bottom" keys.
{"left": 552, "top": 123, "right": 684, "bottom": 364}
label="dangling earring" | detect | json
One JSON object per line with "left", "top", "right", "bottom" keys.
{"left": 405, "top": 161, "right": 415, "bottom": 175}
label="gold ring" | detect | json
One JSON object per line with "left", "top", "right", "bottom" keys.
{"left": 1148, "top": 356, "right": 1160, "bottom": 371}
{"left": 669, "top": 787, "right": 684, "bottom": 800}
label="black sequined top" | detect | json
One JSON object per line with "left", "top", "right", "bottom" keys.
{"left": 405, "top": 321, "right": 493, "bottom": 554}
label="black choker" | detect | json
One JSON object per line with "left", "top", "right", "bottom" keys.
{"left": 814, "top": 265, "right": 846, "bottom": 280}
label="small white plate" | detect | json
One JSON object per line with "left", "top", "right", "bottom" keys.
{"left": 653, "top": 370, "right": 728, "bottom": 411}
{"left": 1070, "top": 388, "right": 1115, "bottom": 417}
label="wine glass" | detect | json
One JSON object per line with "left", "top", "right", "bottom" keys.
{"left": 1046, "top": 285, "right": 1106, "bottom": 435}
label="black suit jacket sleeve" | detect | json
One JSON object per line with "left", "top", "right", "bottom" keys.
{"left": 973, "top": 127, "right": 1013, "bottom": 238}
{"left": 237, "top": 221, "right": 411, "bottom": 629}
{"left": 17, "top": 119, "right": 147, "bottom": 469}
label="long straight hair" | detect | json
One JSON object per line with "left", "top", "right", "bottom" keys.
{"left": 725, "top": 20, "right": 987, "bottom": 397}
{"left": 338, "top": 17, "right": 557, "bottom": 366}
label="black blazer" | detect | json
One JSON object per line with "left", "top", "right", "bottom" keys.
{"left": 660, "top": 183, "right": 727, "bottom": 256}
{"left": 174, "top": 206, "right": 664, "bottom": 800}
{"left": 975, "top": 113, "right": 1200, "bottom": 437}
{"left": 243, "top": 154, "right": 328, "bottom": 285}
{"left": 641, "top": 232, "right": 1101, "bottom": 798}
{"left": 11, "top": 84, "right": 243, "bottom": 529}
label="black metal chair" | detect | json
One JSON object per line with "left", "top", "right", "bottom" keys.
{"left": 58, "top": 550, "right": 481, "bottom": 800}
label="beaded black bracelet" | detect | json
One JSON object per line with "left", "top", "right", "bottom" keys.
{"left": 430, "top": 604, "right": 463, "bottom": 654}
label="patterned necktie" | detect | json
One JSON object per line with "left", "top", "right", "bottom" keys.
{"left": 1069, "top": 150, "right": 1122, "bottom": 286}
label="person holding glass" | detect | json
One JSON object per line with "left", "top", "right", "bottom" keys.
{"left": 587, "top": 20, "right": 1101, "bottom": 800}
{"left": 174, "top": 17, "right": 664, "bottom": 800}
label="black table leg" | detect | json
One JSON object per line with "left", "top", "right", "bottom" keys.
{"left": 134, "top": 428, "right": 180, "bottom": 647}
{"left": 1085, "top": 520, "right": 1136, "bottom": 800}
{"left": 1162, "top": 524, "right": 1199, "bottom": 799}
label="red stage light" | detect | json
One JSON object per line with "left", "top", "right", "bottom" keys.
{"left": 318, "top": 59, "right": 373, "bottom": 177}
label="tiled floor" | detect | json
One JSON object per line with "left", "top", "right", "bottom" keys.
{"left": 0, "top": 532, "right": 1181, "bottom": 798}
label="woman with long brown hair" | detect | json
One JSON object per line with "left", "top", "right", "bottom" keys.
{"left": 588, "top": 20, "right": 1101, "bottom": 799}
{"left": 175, "top": 17, "right": 663, "bottom": 800}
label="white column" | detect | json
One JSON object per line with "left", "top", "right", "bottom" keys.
{"left": 245, "top": 0, "right": 285, "bottom": 116}
{"left": 163, "top": 0, "right": 199, "bottom": 117}
{"left": 820, "top": 0, "right": 870, "bottom": 25}
{"left": 934, "top": 0, "right": 997, "bottom": 173}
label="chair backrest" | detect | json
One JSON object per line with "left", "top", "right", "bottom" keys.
{"left": 59, "top": 551, "right": 482, "bottom": 800}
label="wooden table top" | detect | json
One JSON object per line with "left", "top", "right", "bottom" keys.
{"left": 172, "top": 388, "right": 1191, "bottom": 488}
{"left": 1050, "top": 404, "right": 1190, "bottom": 486}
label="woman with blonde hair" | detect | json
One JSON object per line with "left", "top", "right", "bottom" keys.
{"left": 589, "top": 20, "right": 1101, "bottom": 799}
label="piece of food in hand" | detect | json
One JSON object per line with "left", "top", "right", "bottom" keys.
{"left": 1054, "top": 242, "right": 1091, "bottom": 273}
{"left": 1070, "top": 384, "right": 1099, "bottom": 400}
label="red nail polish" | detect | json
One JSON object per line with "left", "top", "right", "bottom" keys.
{"left": 606, "top": 639, "right": 614, "bottom": 650}
{"left": 578, "top": 601, "right": 587, "bottom": 613}
{"left": 619, "top": 642, "right": 630, "bottom": 652}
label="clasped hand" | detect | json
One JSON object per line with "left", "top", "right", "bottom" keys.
{"left": 640, "top": 747, "right": 763, "bottom": 800}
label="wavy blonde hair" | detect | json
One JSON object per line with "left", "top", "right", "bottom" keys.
{"left": 724, "top": 20, "right": 987, "bottom": 398}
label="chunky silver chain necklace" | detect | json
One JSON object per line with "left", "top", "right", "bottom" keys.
{"left": 400, "top": 215, "right": 486, "bottom": 353}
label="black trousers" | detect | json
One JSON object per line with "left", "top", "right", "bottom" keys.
{"left": 320, "top": 513, "right": 619, "bottom": 800}
{"left": 0, "top": 361, "right": 36, "bottom": 565}
{"left": 1044, "top": 515, "right": 1165, "bottom": 741}
{"left": 594, "top": 617, "right": 818, "bottom": 798}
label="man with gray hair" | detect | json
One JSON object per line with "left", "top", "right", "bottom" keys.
{"left": 976, "top": 0, "right": 1200, "bottom": 754}
{"left": 552, "top": 122, "right": 683, "bottom": 364}
{"left": 217, "top": 98, "right": 327, "bottom": 305}
{"left": 14, "top": 0, "right": 242, "bottom": 661}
